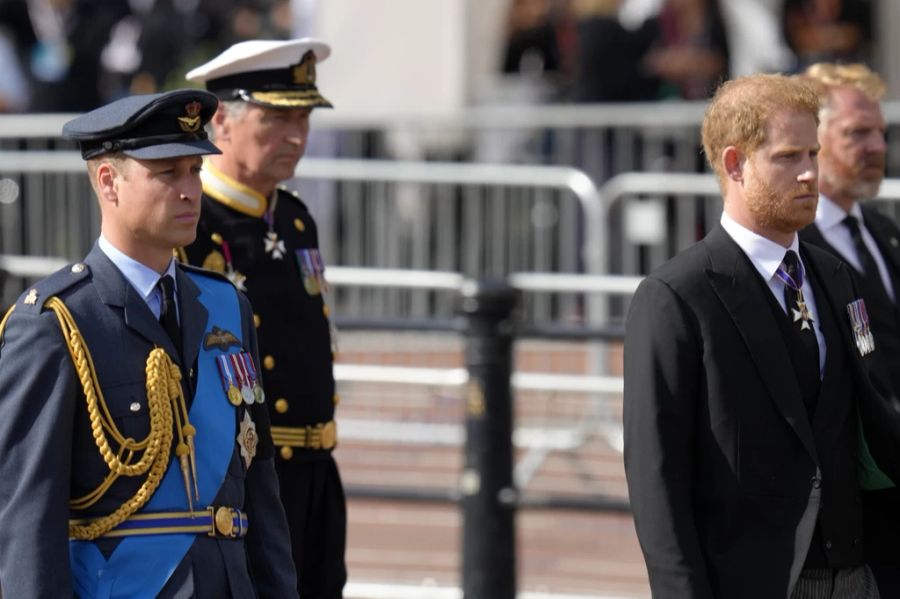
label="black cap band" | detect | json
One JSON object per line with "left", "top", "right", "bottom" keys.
{"left": 80, "top": 131, "right": 211, "bottom": 159}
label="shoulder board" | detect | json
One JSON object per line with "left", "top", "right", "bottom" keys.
{"left": 16, "top": 262, "right": 91, "bottom": 314}
{"left": 173, "top": 246, "right": 189, "bottom": 264}
{"left": 179, "top": 262, "right": 233, "bottom": 285}
{"left": 276, "top": 186, "right": 309, "bottom": 211}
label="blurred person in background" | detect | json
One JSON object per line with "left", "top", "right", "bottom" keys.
{"left": 798, "top": 62, "right": 900, "bottom": 596}
{"left": 573, "top": 0, "right": 659, "bottom": 101}
{"left": 103, "top": 0, "right": 288, "bottom": 98}
{"left": 718, "top": 0, "right": 795, "bottom": 77}
{"left": 182, "top": 38, "right": 346, "bottom": 598}
{"left": 783, "top": 0, "right": 873, "bottom": 70}
{"left": 21, "top": 0, "right": 128, "bottom": 111}
{"left": 573, "top": 0, "right": 729, "bottom": 102}
{"left": 641, "top": 0, "right": 729, "bottom": 99}
{"left": 501, "top": 0, "right": 578, "bottom": 98}
{"left": 0, "top": 28, "right": 28, "bottom": 110}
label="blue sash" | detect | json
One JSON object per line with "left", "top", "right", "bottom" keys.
{"left": 70, "top": 274, "right": 242, "bottom": 598}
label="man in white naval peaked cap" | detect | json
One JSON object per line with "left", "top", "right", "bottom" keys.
{"left": 182, "top": 38, "right": 347, "bottom": 599}
{"left": 186, "top": 39, "right": 332, "bottom": 108}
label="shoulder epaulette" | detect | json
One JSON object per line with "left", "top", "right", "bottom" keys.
{"left": 16, "top": 262, "right": 91, "bottom": 314}
{"left": 276, "top": 186, "right": 308, "bottom": 211}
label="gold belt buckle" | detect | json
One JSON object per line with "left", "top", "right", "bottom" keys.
{"left": 320, "top": 420, "right": 337, "bottom": 449}
{"left": 210, "top": 506, "right": 237, "bottom": 538}
{"left": 306, "top": 421, "right": 337, "bottom": 449}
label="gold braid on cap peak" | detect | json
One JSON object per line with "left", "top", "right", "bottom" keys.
{"left": 0, "top": 299, "right": 199, "bottom": 540}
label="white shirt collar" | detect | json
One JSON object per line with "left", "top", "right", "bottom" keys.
{"left": 720, "top": 211, "right": 801, "bottom": 282}
{"left": 97, "top": 235, "right": 177, "bottom": 303}
{"left": 816, "top": 193, "right": 862, "bottom": 232}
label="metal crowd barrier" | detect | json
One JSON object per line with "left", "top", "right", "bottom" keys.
{"left": 0, "top": 151, "right": 604, "bottom": 323}
{"left": 7, "top": 101, "right": 900, "bottom": 177}
{"left": 600, "top": 173, "right": 900, "bottom": 276}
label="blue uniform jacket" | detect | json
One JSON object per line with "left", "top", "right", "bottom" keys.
{"left": 0, "top": 244, "right": 298, "bottom": 598}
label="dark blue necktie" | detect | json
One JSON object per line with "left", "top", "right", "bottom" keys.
{"left": 843, "top": 215, "right": 893, "bottom": 300}
{"left": 158, "top": 275, "right": 182, "bottom": 357}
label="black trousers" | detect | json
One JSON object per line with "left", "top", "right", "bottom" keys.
{"left": 862, "top": 487, "right": 900, "bottom": 597}
{"left": 275, "top": 455, "right": 347, "bottom": 599}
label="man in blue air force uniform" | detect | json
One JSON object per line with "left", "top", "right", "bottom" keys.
{"left": 0, "top": 89, "right": 298, "bottom": 597}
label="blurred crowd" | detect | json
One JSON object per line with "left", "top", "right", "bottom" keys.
{"left": 0, "top": 0, "right": 877, "bottom": 113}
{"left": 0, "top": 0, "right": 292, "bottom": 112}
{"left": 501, "top": 0, "right": 874, "bottom": 102}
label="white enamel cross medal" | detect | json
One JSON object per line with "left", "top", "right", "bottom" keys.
{"left": 792, "top": 296, "right": 813, "bottom": 331}
{"left": 264, "top": 231, "right": 286, "bottom": 260}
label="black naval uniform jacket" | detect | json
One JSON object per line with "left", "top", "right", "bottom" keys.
{"left": 0, "top": 245, "right": 298, "bottom": 598}
{"left": 183, "top": 187, "right": 337, "bottom": 462}
{"left": 624, "top": 225, "right": 900, "bottom": 599}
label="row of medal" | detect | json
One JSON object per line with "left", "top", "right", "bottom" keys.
{"left": 296, "top": 248, "right": 328, "bottom": 296}
{"left": 216, "top": 351, "right": 266, "bottom": 406}
{"left": 847, "top": 298, "right": 875, "bottom": 357}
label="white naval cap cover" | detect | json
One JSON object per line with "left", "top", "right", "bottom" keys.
{"left": 185, "top": 38, "right": 332, "bottom": 109}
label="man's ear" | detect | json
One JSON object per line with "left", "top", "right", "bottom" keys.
{"left": 96, "top": 162, "right": 120, "bottom": 205}
{"left": 722, "top": 146, "right": 744, "bottom": 182}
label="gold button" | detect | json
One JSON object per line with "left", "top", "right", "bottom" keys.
{"left": 211, "top": 232, "right": 223, "bottom": 245}
{"left": 333, "top": 393, "right": 340, "bottom": 406}
{"left": 294, "top": 218, "right": 305, "bottom": 232}
{"left": 322, "top": 304, "right": 331, "bottom": 317}
{"left": 275, "top": 398, "right": 289, "bottom": 413}
{"left": 253, "top": 313, "right": 261, "bottom": 328}
{"left": 129, "top": 402, "right": 141, "bottom": 412}
{"left": 71, "top": 263, "right": 85, "bottom": 273}
{"left": 263, "top": 355, "right": 275, "bottom": 370}
{"left": 280, "top": 446, "right": 294, "bottom": 460}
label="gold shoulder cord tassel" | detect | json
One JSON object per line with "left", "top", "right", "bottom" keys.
{"left": 1, "top": 299, "right": 200, "bottom": 540}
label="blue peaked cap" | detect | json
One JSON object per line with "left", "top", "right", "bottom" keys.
{"left": 63, "top": 89, "right": 222, "bottom": 160}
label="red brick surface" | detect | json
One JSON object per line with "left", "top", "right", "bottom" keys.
{"left": 335, "top": 333, "right": 649, "bottom": 597}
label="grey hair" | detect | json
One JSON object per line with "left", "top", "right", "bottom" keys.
{"left": 205, "top": 100, "right": 249, "bottom": 140}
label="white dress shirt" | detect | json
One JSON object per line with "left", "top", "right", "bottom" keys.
{"left": 97, "top": 235, "right": 178, "bottom": 320}
{"left": 815, "top": 194, "right": 895, "bottom": 302}
{"left": 721, "top": 212, "right": 826, "bottom": 375}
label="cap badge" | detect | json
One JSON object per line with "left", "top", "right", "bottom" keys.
{"left": 292, "top": 51, "right": 317, "bottom": 85}
{"left": 178, "top": 101, "right": 203, "bottom": 133}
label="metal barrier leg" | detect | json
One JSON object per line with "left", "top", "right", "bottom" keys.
{"left": 459, "top": 279, "right": 518, "bottom": 599}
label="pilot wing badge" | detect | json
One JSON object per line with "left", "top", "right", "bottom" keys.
{"left": 204, "top": 326, "right": 241, "bottom": 351}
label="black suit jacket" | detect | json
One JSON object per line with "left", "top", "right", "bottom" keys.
{"left": 623, "top": 224, "right": 894, "bottom": 598}
{"left": 801, "top": 205, "right": 900, "bottom": 397}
